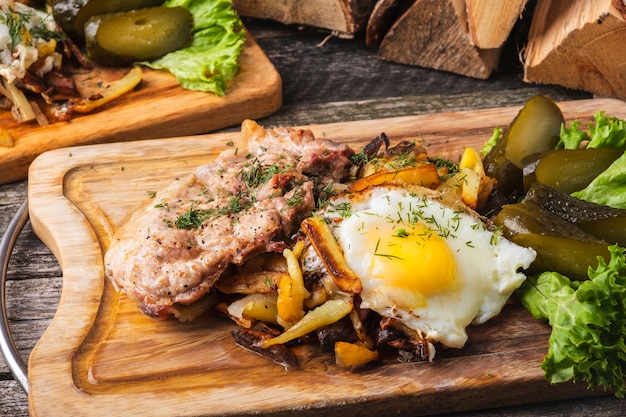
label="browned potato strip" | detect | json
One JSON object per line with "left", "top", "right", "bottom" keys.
{"left": 262, "top": 298, "right": 353, "bottom": 348}
{"left": 301, "top": 217, "right": 362, "bottom": 293}
{"left": 277, "top": 247, "right": 310, "bottom": 326}
{"left": 216, "top": 302, "right": 253, "bottom": 328}
{"left": 349, "top": 309, "right": 373, "bottom": 348}
{"left": 334, "top": 341, "right": 379, "bottom": 371}
{"left": 237, "top": 252, "right": 288, "bottom": 274}
{"left": 348, "top": 163, "right": 441, "bottom": 192}
{"left": 175, "top": 292, "right": 216, "bottom": 322}
{"left": 304, "top": 282, "right": 329, "bottom": 310}
{"left": 443, "top": 169, "right": 482, "bottom": 209}
{"left": 458, "top": 147, "right": 495, "bottom": 209}
{"left": 73, "top": 66, "right": 142, "bottom": 113}
{"left": 215, "top": 271, "right": 286, "bottom": 294}
{"left": 227, "top": 293, "right": 278, "bottom": 325}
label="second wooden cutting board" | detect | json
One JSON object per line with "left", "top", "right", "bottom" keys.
{"left": 26, "top": 98, "right": 625, "bottom": 417}
{"left": 0, "top": 32, "right": 282, "bottom": 185}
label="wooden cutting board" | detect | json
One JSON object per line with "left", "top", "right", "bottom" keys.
{"left": 26, "top": 98, "right": 626, "bottom": 417}
{"left": 0, "top": 31, "right": 282, "bottom": 185}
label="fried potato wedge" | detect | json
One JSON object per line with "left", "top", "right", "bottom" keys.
{"left": 277, "top": 247, "right": 310, "bottom": 325}
{"left": 301, "top": 216, "right": 362, "bottom": 293}
{"left": 73, "top": 66, "right": 142, "bottom": 113}
{"left": 348, "top": 163, "right": 440, "bottom": 192}
{"left": 236, "top": 252, "right": 288, "bottom": 274}
{"left": 262, "top": 298, "right": 354, "bottom": 348}
{"left": 226, "top": 293, "right": 279, "bottom": 328}
{"left": 458, "top": 147, "right": 495, "bottom": 209}
{"left": 215, "top": 271, "right": 287, "bottom": 294}
{"left": 452, "top": 168, "right": 483, "bottom": 209}
{"left": 174, "top": 292, "right": 216, "bottom": 322}
{"left": 440, "top": 147, "right": 495, "bottom": 209}
{"left": 349, "top": 309, "right": 373, "bottom": 348}
{"left": 334, "top": 341, "right": 379, "bottom": 371}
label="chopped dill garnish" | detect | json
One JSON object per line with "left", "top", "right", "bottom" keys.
{"left": 154, "top": 200, "right": 169, "bottom": 210}
{"left": 373, "top": 237, "right": 404, "bottom": 260}
{"left": 394, "top": 228, "right": 410, "bottom": 238}
{"left": 236, "top": 159, "right": 295, "bottom": 189}
{"left": 431, "top": 156, "right": 458, "bottom": 173}
{"left": 314, "top": 181, "right": 336, "bottom": 208}
{"left": 1, "top": 7, "right": 65, "bottom": 47}
{"left": 174, "top": 206, "right": 207, "bottom": 230}
{"left": 170, "top": 197, "right": 253, "bottom": 229}
{"left": 350, "top": 149, "right": 372, "bottom": 166}
{"left": 490, "top": 226, "right": 503, "bottom": 245}
{"left": 329, "top": 201, "right": 352, "bottom": 218}
{"left": 287, "top": 187, "right": 305, "bottom": 207}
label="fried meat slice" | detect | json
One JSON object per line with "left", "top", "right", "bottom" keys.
{"left": 104, "top": 120, "right": 354, "bottom": 317}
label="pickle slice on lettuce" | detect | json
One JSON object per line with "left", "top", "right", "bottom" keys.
{"left": 85, "top": 6, "right": 193, "bottom": 66}
{"left": 142, "top": 0, "right": 246, "bottom": 96}
{"left": 52, "top": 0, "right": 165, "bottom": 42}
{"left": 559, "top": 112, "right": 626, "bottom": 209}
{"left": 572, "top": 150, "right": 626, "bottom": 210}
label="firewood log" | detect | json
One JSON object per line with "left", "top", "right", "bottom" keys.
{"left": 377, "top": 0, "right": 502, "bottom": 79}
{"left": 524, "top": 0, "right": 626, "bottom": 99}
{"left": 466, "top": 0, "right": 529, "bottom": 48}
{"left": 232, "top": 0, "right": 377, "bottom": 34}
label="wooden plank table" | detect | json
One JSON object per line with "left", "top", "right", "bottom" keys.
{"left": 2, "top": 18, "right": 625, "bottom": 417}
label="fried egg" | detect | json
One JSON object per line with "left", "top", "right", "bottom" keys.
{"left": 320, "top": 184, "right": 536, "bottom": 352}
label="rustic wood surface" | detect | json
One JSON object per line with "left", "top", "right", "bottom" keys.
{"left": 2, "top": 17, "right": 626, "bottom": 417}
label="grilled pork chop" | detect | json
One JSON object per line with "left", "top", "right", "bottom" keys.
{"left": 104, "top": 120, "right": 354, "bottom": 317}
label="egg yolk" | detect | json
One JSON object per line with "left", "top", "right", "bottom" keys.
{"left": 370, "top": 223, "right": 457, "bottom": 296}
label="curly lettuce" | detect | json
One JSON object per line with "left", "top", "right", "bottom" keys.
{"left": 559, "top": 111, "right": 626, "bottom": 150}
{"left": 516, "top": 245, "right": 626, "bottom": 398}
{"left": 143, "top": 0, "right": 245, "bottom": 96}
{"left": 480, "top": 127, "right": 502, "bottom": 156}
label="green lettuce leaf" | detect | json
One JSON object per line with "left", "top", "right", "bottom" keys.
{"left": 558, "top": 111, "right": 626, "bottom": 150}
{"left": 516, "top": 245, "right": 626, "bottom": 398}
{"left": 143, "top": 0, "right": 245, "bottom": 96}
{"left": 558, "top": 120, "right": 590, "bottom": 150}
{"left": 571, "top": 150, "right": 626, "bottom": 209}
{"left": 480, "top": 127, "right": 502, "bottom": 156}
{"left": 587, "top": 112, "right": 626, "bottom": 149}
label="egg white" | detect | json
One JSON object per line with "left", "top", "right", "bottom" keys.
{"left": 320, "top": 184, "right": 536, "bottom": 351}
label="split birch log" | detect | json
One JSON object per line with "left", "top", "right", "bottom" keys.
{"left": 524, "top": 0, "right": 626, "bottom": 99}
{"left": 232, "top": 0, "right": 377, "bottom": 34}
{"left": 376, "top": 0, "right": 502, "bottom": 79}
{"left": 466, "top": 0, "right": 530, "bottom": 48}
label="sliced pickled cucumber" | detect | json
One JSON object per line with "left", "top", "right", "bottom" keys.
{"left": 52, "top": 0, "right": 165, "bottom": 42}
{"left": 483, "top": 95, "right": 564, "bottom": 197}
{"left": 533, "top": 147, "right": 624, "bottom": 194}
{"left": 85, "top": 7, "right": 193, "bottom": 66}
{"left": 493, "top": 200, "right": 612, "bottom": 280}
{"left": 523, "top": 182, "right": 626, "bottom": 246}
{"left": 504, "top": 95, "right": 564, "bottom": 169}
